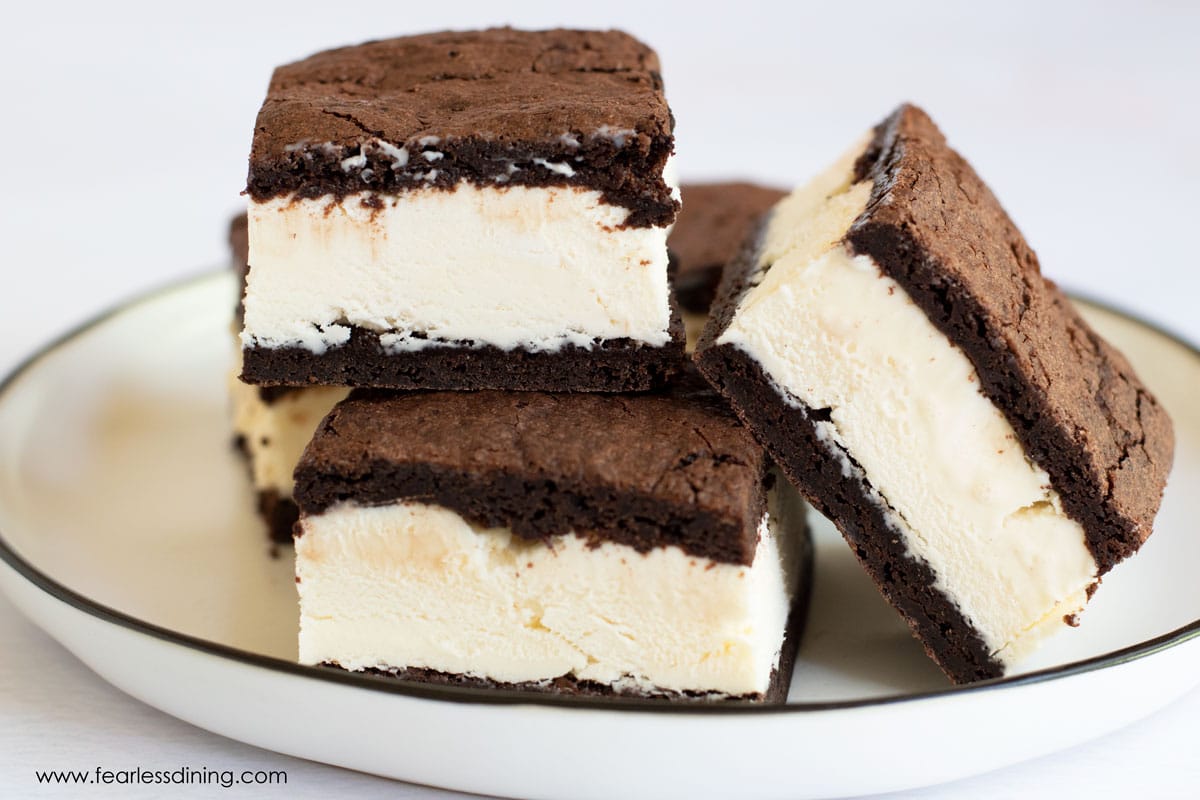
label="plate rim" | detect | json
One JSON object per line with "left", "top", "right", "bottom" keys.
{"left": 0, "top": 268, "right": 1197, "bottom": 716}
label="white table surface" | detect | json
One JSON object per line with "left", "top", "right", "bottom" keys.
{"left": 1, "top": 2, "right": 1197, "bottom": 797}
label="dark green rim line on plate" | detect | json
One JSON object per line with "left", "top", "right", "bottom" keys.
{"left": 0, "top": 270, "right": 1196, "bottom": 715}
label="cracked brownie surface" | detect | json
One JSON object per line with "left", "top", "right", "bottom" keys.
{"left": 696, "top": 104, "right": 1174, "bottom": 682}
{"left": 293, "top": 381, "right": 769, "bottom": 565}
{"left": 846, "top": 104, "right": 1174, "bottom": 573}
{"left": 246, "top": 27, "right": 677, "bottom": 227}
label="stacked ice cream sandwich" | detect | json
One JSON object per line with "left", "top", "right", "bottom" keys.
{"left": 231, "top": 28, "right": 1172, "bottom": 698}
{"left": 232, "top": 28, "right": 813, "bottom": 702}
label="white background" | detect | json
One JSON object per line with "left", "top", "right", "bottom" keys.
{"left": 1, "top": 1, "right": 1197, "bottom": 797}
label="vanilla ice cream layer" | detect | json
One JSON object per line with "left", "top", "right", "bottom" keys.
{"left": 228, "top": 358, "right": 347, "bottom": 496}
{"left": 717, "top": 137, "right": 1097, "bottom": 668}
{"left": 242, "top": 182, "right": 675, "bottom": 354}
{"left": 295, "top": 485, "right": 807, "bottom": 697}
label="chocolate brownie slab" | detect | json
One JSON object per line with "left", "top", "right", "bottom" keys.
{"left": 240, "top": 28, "right": 685, "bottom": 392}
{"left": 695, "top": 104, "right": 1174, "bottom": 683}
{"left": 291, "top": 385, "right": 812, "bottom": 701}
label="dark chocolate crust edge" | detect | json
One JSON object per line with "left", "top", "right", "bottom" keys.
{"left": 692, "top": 214, "right": 768, "bottom": 356}
{"left": 694, "top": 217, "right": 999, "bottom": 682}
{"left": 696, "top": 342, "right": 1000, "bottom": 683}
{"left": 315, "top": 528, "right": 813, "bottom": 704}
{"left": 248, "top": 135, "right": 678, "bottom": 229}
{"left": 258, "top": 489, "right": 299, "bottom": 545}
{"left": 242, "top": 317, "right": 687, "bottom": 393}
{"left": 233, "top": 433, "right": 300, "bottom": 544}
{"left": 294, "top": 458, "right": 764, "bottom": 566}
{"left": 847, "top": 105, "right": 1174, "bottom": 574}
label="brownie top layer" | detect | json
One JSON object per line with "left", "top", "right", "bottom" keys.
{"left": 293, "top": 380, "right": 771, "bottom": 564}
{"left": 833, "top": 104, "right": 1171, "bottom": 573}
{"left": 670, "top": 182, "right": 787, "bottom": 312}
{"left": 247, "top": 28, "right": 677, "bottom": 227}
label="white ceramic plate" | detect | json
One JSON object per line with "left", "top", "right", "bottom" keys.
{"left": 0, "top": 272, "right": 1196, "bottom": 800}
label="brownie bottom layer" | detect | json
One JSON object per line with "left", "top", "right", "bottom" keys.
{"left": 697, "top": 342, "right": 1001, "bottom": 683}
{"left": 233, "top": 434, "right": 299, "bottom": 544}
{"left": 316, "top": 550, "right": 812, "bottom": 704}
{"left": 242, "top": 320, "right": 686, "bottom": 392}
{"left": 258, "top": 489, "right": 299, "bottom": 545}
